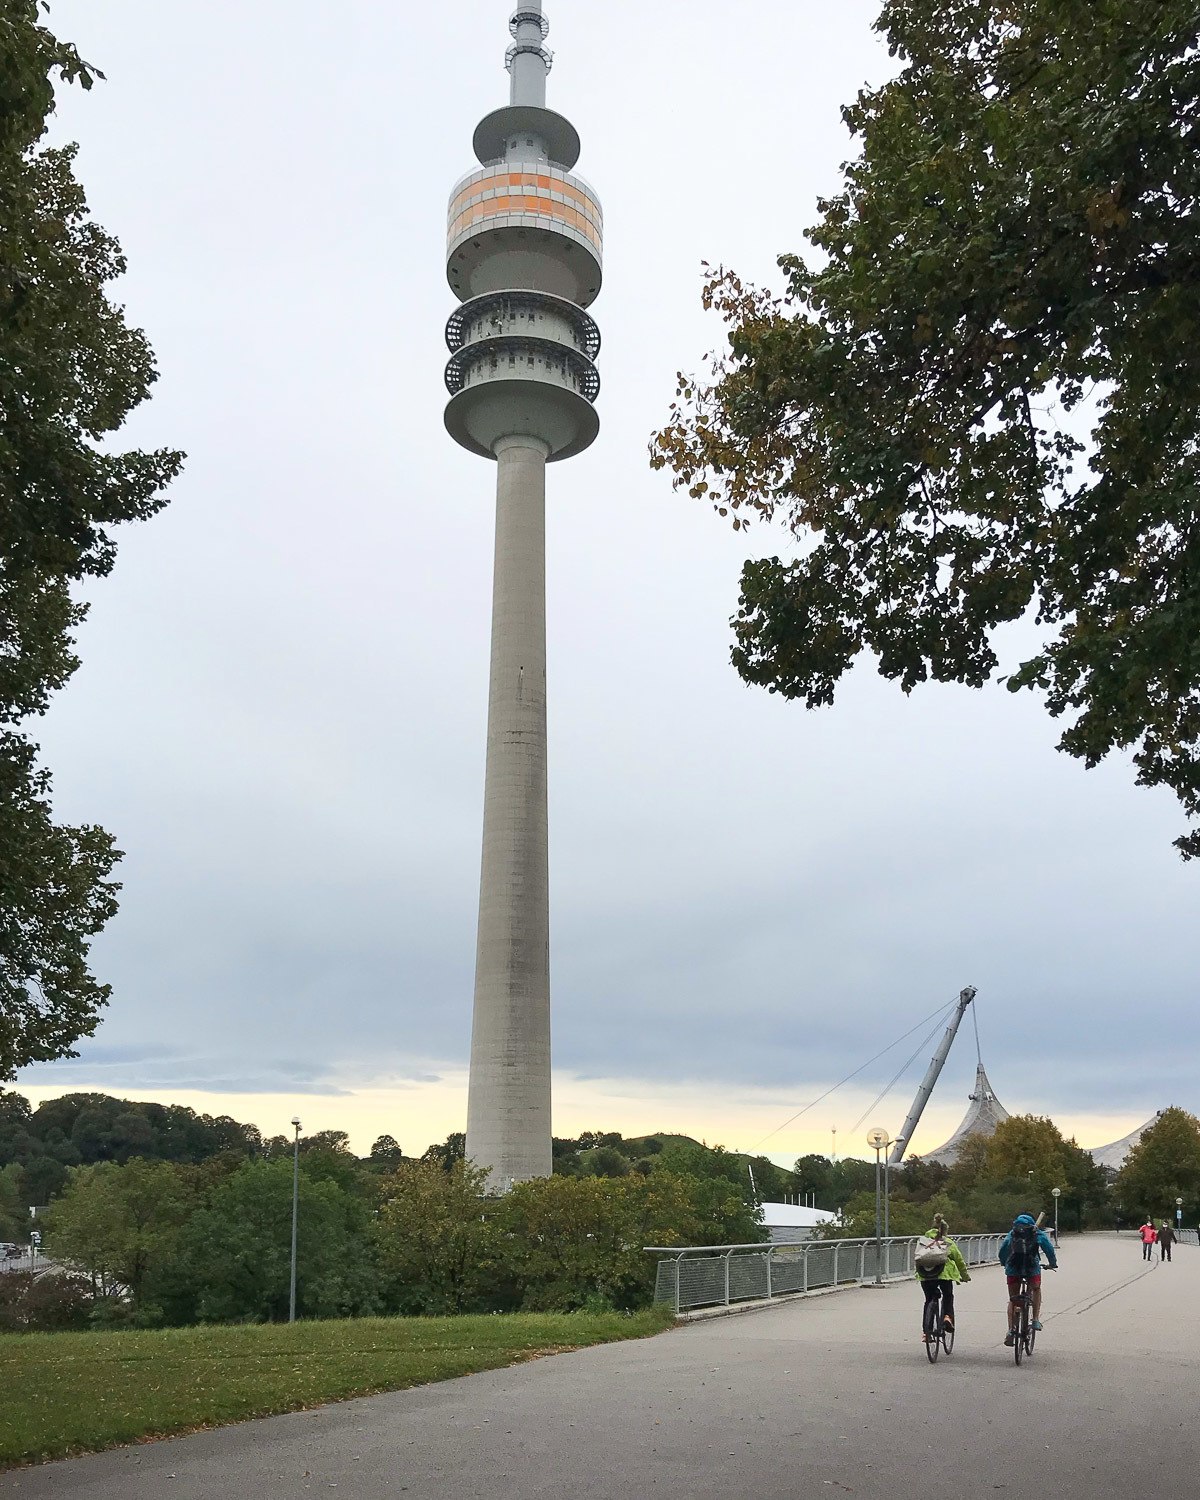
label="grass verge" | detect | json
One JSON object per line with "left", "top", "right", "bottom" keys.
{"left": 0, "top": 1306, "right": 674, "bottom": 1469}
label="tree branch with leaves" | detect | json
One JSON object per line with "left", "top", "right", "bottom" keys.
{"left": 652, "top": 0, "right": 1200, "bottom": 856}
{"left": 1, "top": 2, "right": 183, "bottom": 1077}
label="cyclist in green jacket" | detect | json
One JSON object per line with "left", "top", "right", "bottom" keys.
{"left": 915, "top": 1213, "right": 971, "bottom": 1338}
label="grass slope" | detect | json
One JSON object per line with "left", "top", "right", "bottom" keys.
{"left": 0, "top": 1307, "right": 673, "bottom": 1469}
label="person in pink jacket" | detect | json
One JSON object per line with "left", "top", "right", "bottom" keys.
{"left": 1139, "top": 1220, "right": 1157, "bottom": 1261}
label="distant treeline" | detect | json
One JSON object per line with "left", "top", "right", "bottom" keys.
{"left": 0, "top": 1091, "right": 832, "bottom": 1220}
{"left": 3, "top": 1091, "right": 1196, "bottom": 1336}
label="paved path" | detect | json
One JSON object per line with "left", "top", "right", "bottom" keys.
{"left": 4, "top": 1235, "right": 1196, "bottom": 1499}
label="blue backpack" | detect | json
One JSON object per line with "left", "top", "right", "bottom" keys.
{"left": 1008, "top": 1221, "right": 1038, "bottom": 1276}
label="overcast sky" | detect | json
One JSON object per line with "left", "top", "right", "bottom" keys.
{"left": 15, "top": 0, "right": 1196, "bottom": 1164}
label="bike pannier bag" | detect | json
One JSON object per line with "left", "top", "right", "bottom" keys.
{"left": 915, "top": 1236, "right": 948, "bottom": 1275}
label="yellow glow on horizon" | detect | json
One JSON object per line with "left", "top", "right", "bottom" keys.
{"left": 11, "top": 1071, "right": 1152, "bottom": 1170}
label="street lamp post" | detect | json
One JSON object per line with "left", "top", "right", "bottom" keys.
{"left": 867, "top": 1128, "right": 890, "bottom": 1285}
{"left": 882, "top": 1136, "right": 906, "bottom": 1279}
{"left": 289, "top": 1116, "right": 301, "bottom": 1324}
{"left": 1176, "top": 1197, "right": 1183, "bottom": 1235}
{"left": 1052, "top": 1187, "right": 1061, "bottom": 1245}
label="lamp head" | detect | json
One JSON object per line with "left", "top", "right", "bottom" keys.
{"left": 291, "top": 1116, "right": 301, "bottom": 1129}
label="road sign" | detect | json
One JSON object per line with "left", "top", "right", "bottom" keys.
{"left": 30, "top": 1230, "right": 41, "bottom": 1246}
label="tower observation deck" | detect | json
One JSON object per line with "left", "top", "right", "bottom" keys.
{"left": 445, "top": 4, "right": 601, "bottom": 1193}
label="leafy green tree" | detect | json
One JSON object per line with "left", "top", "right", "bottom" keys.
{"left": 373, "top": 1159, "right": 493, "bottom": 1315}
{"left": 301, "top": 1129, "right": 351, "bottom": 1155}
{"left": 0, "top": 1268, "right": 95, "bottom": 1331}
{"left": 824, "top": 1190, "right": 948, "bottom": 1239}
{"left": 948, "top": 1183, "right": 1029, "bottom": 1233}
{"left": 945, "top": 1133, "right": 992, "bottom": 1193}
{"left": 652, "top": 0, "right": 1200, "bottom": 857}
{"left": 1057, "top": 1138, "right": 1112, "bottom": 1230}
{"left": 367, "top": 1134, "right": 404, "bottom": 1168}
{"left": 979, "top": 1115, "right": 1074, "bottom": 1200}
{"left": 495, "top": 1171, "right": 759, "bottom": 1312}
{"left": 580, "top": 1145, "right": 631, "bottom": 1179}
{"left": 43, "top": 1158, "right": 196, "bottom": 1312}
{"left": 3, "top": 1093, "right": 264, "bottom": 1174}
{"left": 0, "top": 1161, "right": 27, "bottom": 1241}
{"left": 938, "top": 1116, "right": 1110, "bottom": 1229}
{"left": 792, "top": 1153, "right": 833, "bottom": 1204}
{"left": 0, "top": 1090, "right": 32, "bottom": 1151}
{"left": 828, "top": 1157, "right": 877, "bottom": 1207}
{"left": 184, "top": 1158, "right": 378, "bottom": 1323}
{"left": 575, "top": 1131, "right": 625, "bottom": 1153}
{"left": 894, "top": 1155, "right": 951, "bottom": 1201}
{"left": 1115, "top": 1107, "right": 1200, "bottom": 1225}
{"left": 21, "top": 1152, "right": 67, "bottom": 1206}
{"left": 295, "top": 1136, "right": 369, "bottom": 1196}
{"left": 1, "top": 4, "right": 183, "bottom": 1079}
{"left": 421, "top": 1131, "right": 466, "bottom": 1172}
{"left": 655, "top": 1141, "right": 745, "bottom": 1194}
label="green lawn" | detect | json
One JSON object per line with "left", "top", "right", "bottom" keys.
{"left": 0, "top": 1307, "right": 673, "bottom": 1469}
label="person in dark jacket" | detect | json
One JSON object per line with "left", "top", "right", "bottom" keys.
{"left": 999, "top": 1213, "right": 1058, "bottom": 1345}
{"left": 1158, "top": 1222, "right": 1176, "bottom": 1262}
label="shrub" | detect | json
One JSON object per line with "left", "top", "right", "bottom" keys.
{"left": 0, "top": 1270, "right": 95, "bottom": 1332}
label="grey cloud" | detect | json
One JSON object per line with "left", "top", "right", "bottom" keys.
{"left": 15, "top": 0, "right": 1196, "bottom": 1135}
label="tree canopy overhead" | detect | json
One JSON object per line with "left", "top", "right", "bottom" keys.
{"left": 652, "top": 0, "right": 1200, "bottom": 856}
{"left": 1, "top": 3, "right": 183, "bottom": 1077}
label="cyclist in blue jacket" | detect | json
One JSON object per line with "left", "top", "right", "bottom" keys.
{"left": 999, "top": 1212, "right": 1057, "bottom": 1345}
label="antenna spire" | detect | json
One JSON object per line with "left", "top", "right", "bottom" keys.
{"left": 508, "top": 8, "right": 552, "bottom": 108}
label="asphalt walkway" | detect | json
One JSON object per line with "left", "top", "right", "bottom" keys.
{"left": 4, "top": 1234, "right": 1195, "bottom": 1499}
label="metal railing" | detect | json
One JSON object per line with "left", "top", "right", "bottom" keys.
{"left": 647, "top": 1234, "right": 1006, "bottom": 1314}
{"left": 0, "top": 1253, "right": 54, "bottom": 1276}
{"left": 1177, "top": 1229, "right": 1198, "bottom": 1247}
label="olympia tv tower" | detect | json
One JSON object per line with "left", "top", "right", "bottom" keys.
{"left": 444, "top": 4, "right": 602, "bottom": 1192}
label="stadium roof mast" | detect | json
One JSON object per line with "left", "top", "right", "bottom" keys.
{"left": 888, "top": 987, "right": 977, "bottom": 1165}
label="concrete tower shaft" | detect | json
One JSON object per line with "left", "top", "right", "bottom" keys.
{"left": 446, "top": 6, "right": 600, "bottom": 1193}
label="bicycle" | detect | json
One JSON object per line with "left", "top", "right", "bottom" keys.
{"left": 922, "top": 1286, "right": 955, "bottom": 1363}
{"left": 1009, "top": 1275, "right": 1035, "bottom": 1364}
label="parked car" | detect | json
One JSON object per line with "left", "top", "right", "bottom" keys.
{"left": 0, "top": 1242, "right": 24, "bottom": 1260}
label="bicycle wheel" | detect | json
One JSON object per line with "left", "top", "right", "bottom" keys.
{"left": 942, "top": 1318, "right": 955, "bottom": 1357}
{"left": 1024, "top": 1306, "right": 1037, "bottom": 1358}
{"left": 923, "top": 1297, "right": 940, "bottom": 1362}
{"left": 1013, "top": 1298, "right": 1025, "bottom": 1365}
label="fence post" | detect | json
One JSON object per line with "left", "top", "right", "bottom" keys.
{"left": 674, "top": 1255, "right": 681, "bottom": 1316}
{"left": 833, "top": 1241, "right": 840, "bottom": 1286}
{"left": 724, "top": 1250, "right": 731, "bottom": 1306}
{"left": 802, "top": 1242, "right": 809, "bottom": 1294}
{"left": 765, "top": 1246, "right": 774, "bottom": 1301}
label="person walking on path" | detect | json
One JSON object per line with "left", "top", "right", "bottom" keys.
{"left": 1139, "top": 1220, "right": 1157, "bottom": 1261}
{"left": 915, "top": 1213, "right": 970, "bottom": 1340}
{"left": 1158, "top": 1222, "right": 1176, "bottom": 1262}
